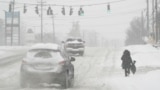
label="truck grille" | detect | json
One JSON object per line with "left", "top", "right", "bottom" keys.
{"left": 68, "top": 44, "right": 84, "bottom": 48}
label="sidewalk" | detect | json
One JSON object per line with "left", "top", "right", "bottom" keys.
{"left": 0, "top": 46, "right": 29, "bottom": 65}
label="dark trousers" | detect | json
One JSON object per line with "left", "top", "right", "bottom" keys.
{"left": 124, "top": 67, "right": 130, "bottom": 77}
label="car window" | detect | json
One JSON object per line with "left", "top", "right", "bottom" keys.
{"left": 66, "top": 38, "right": 73, "bottom": 41}
{"left": 34, "top": 51, "right": 52, "bottom": 58}
{"left": 77, "top": 39, "right": 82, "bottom": 42}
{"left": 29, "top": 49, "right": 59, "bottom": 52}
{"left": 27, "top": 49, "right": 63, "bottom": 60}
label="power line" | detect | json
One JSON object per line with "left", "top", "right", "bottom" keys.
{"left": 0, "top": 1, "right": 37, "bottom": 5}
{"left": 0, "top": 0, "right": 125, "bottom": 7}
{"left": 22, "top": 8, "right": 144, "bottom": 20}
{"left": 47, "top": 0, "right": 125, "bottom": 7}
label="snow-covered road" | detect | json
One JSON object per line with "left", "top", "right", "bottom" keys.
{"left": 0, "top": 46, "right": 160, "bottom": 90}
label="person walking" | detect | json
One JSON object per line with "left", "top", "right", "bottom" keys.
{"left": 121, "top": 50, "right": 132, "bottom": 77}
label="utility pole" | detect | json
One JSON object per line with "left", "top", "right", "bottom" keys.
{"left": 5, "top": 11, "right": 6, "bottom": 45}
{"left": 38, "top": 0, "right": 45, "bottom": 42}
{"left": 141, "top": 11, "right": 144, "bottom": 39}
{"left": 146, "top": 0, "right": 149, "bottom": 36}
{"left": 51, "top": 14, "right": 55, "bottom": 43}
{"left": 40, "top": 0, "right": 43, "bottom": 42}
{"left": 11, "top": 0, "right": 15, "bottom": 46}
{"left": 155, "top": 0, "right": 158, "bottom": 42}
{"left": 152, "top": 0, "right": 155, "bottom": 42}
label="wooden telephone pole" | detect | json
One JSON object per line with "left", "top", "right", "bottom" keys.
{"left": 155, "top": 0, "right": 158, "bottom": 42}
{"left": 11, "top": 0, "right": 15, "bottom": 45}
{"left": 146, "top": 0, "right": 149, "bottom": 36}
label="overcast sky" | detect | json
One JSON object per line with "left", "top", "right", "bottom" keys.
{"left": 0, "top": 0, "right": 146, "bottom": 41}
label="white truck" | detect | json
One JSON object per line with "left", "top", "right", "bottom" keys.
{"left": 62, "top": 37, "right": 85, "bottom": 56}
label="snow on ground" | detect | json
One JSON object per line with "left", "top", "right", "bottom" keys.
{"left": 0, "top": 46, "right": 29, "bottom": 51}
{"left": 0, "top": 46, "right": 29, "bottom": 89}
{"left": 104, "top": 70, "right": 160, "bottom": 90}
{"left": 110, "top": 44, "right": 160, "bottom": 68}
{"left": 124, "top": 44, "right": 160, "bottom": 67}
{"left": 0, "top": 46, "right": 29, "bottom": 59}
{"left": 0, "top": 44, "right": 160, "bottom": 90}
{"left": 73, "top": 45, "right": 160, "bottom": 90}
{"left": 101, "top": 44, "right": 160, "bottom": 90}
{"left": 0, "top": 51, "right": 7, "bottom": 56}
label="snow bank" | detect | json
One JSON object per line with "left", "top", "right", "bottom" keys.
{"left": 0, "top": 46, "right": 29, "bottom": 51}
{"left": 0, "top": 51, "right": 6, "bottom": 56}
{"left": 103, "top": 70, "right": 160, "bottom": 90}
{"left": 142, "top": 70, "right": 160, "bottom": 90}
{"left": 0, "top": 46, "right": 29, "bottom": 59}
{"left": 123, "top": 44, "right": 160, "bottom": 67}
{"left": 125, "top": 44, "right": 158, "bottom": 53}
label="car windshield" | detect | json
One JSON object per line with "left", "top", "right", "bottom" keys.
{"left": 66, "top": 38, "right": 74, "bottom": 41}
{"left": 27, "top": 49, "right": 63, "bottom": 59}
{"left": 77, "top": 39, "right": 82, "bottom": 42}
{"left": 34, "top": 51, "right": 52, "bottom": 58}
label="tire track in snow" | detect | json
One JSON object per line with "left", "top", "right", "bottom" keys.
{"left": 100, "top": 48, "right": 125, "bottom": 90}
{"left": 73, "top": 47, "right": 109, "bottom": 89}
{"left": 0, "top": 57, "right": 22, "bottom": 89}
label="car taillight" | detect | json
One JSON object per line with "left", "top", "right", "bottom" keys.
{"left": 59, "top": 60, "right": 66, "bottom": 65}
{"left": 22, "top": 60, "right": 27, "bottom": 64}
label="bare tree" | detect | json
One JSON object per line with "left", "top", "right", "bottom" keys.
{"left": 68, "top": 21, "right": 81, "bottom": 37}
{"left": 125, "top": 17, "right": 148, "bottom": 46}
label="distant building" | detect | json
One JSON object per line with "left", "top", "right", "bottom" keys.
{"left": 25, "top": 29, "right": 35, "bottom": 45}
{"left": 0, "top": 27, "right": 5, "bottom": 45}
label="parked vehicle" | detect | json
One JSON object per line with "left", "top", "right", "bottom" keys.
{"left": 20, "top": 43, "right": 75, "bottom": 88}
{"left": 62, "top": 37, "right": 85, "bottom": 56}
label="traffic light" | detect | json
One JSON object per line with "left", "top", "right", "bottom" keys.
{"left": 78, "top": 10, "right": 81, "bottom": 16}
{"left": 23, "top": 4, "right": 27, "bottom": 13}
{"left": 61, "top": 7, "right": 65, "bottom": 15}
{"left": 47, "top": 7, "right": 51, "bottom": 15}
{"left": 78, "top": 7, "right": 84, "bottom": 16}
{"left": 47, "top": 7, "right": 49, "bottom": 15}
{"left": 9, "top": 3, "right": 12, "bottom": 12}
{"left": 107, "top": 3, "right": 110, "bottom": 12}
{"left": 47, "top": 6, "right": 53, "bottom": 15}
{"left": 50, "top": 9, "right": 53, "bottom": 15}
{"left": 69, "top": 7, "right": 73, "bottom": 15}
{"left": 35, "top": 6, "right": 39, "bottom": 14}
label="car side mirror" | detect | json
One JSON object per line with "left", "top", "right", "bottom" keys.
{"left": 61, "top": 41, "right": 65, "bottom": 43}
{"left": 70, "top": 57, "right": 75, "bottom": 62}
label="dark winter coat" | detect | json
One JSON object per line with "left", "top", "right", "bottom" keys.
{"left": 121, "top": 50, "right": 132, "bottom": 69}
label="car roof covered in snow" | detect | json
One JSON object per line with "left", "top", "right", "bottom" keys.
{"left": 67, "top": 40, "right": 83, "bottom": 44}
{"left": 66, "top": 37, "right": 83, "bottom": 41}
{"left": 29, "top": 43, "right": 59, "bottom": 50}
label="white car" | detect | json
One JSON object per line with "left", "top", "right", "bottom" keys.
{"left": 20, "top": 43, "right": 75, "bottom": 88}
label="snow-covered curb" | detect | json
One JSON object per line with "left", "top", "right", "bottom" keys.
{"left": 0, "top": 46, "right": 29, "bottom": 60}
{"left": 103, "top": 70, "right": 160, "bottom": 90}
{"left": 122, "top": 44, "right": 160, "bottom": 67}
